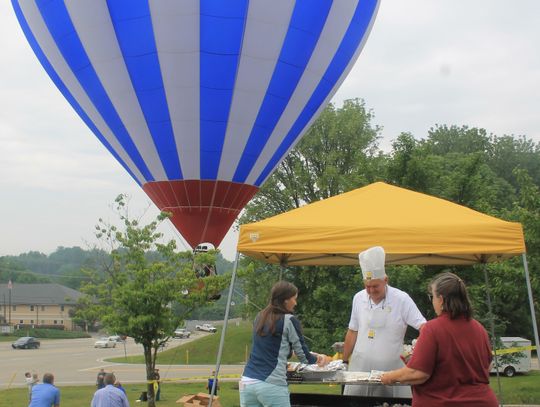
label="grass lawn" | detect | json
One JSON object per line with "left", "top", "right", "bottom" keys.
{"left": 2, "top": 372, "right": 539, "bottom": 406}
{"left": 0, "top": 328, "right": 90, "bottom": 341}
{"left": 108, "top": 322, "right": 253, "bottom": 365}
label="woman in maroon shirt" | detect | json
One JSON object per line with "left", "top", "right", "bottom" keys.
{"left": 381, "top": 272, "right": 498, "bottom": 407}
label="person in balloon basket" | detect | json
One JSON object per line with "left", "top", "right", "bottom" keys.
{"left": 342, "top": 246, "right": 426, "bottom": 399}
{"left": 29, "top": 373, "right": 60, "bottom": 407}
{"left": 381, "top": 272, "right": 499, "bottom": 406}
{"left": 240, "top": 281, "right": 332, "bottom": 407}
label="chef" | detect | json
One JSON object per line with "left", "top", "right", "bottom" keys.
{"left": 342, "top": 246, "right": 426, "bottom": 398}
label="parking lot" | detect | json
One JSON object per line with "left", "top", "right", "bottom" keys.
{"left": 1, "top": 333, "right": 244, "bottom": 388}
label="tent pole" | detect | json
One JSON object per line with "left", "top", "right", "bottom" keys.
{"left": 522, "top": 253, "right": 540, "bottom": 368}
{"left": 209, "top": 252, "right": 240, "bottom": 407}
{"left": 483, "top": 265, "right": 503, "bottom": 405}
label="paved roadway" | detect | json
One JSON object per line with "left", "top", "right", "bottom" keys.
{"left": 1, "top": 334, "right": 244, "bottom": 388}
{"left": 2, "top": 334, "right": 537, "bottom": 389}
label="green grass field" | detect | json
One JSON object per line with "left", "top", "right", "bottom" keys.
{"left": 108, "top": 322, "right": 253, "bottom": 365}
{"left": 2, "top": 372, "right": 540, "bottom": 406}
{"left": 0, "top": 328, "right": 90, "bottom": 341}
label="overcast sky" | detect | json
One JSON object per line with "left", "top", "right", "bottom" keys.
{"left": 1, "top": 1, "right": 539, "bottom": 261}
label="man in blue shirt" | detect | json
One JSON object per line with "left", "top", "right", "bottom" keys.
{"left": 91, "top": 373, "right": 130, "bottom": 407}
{"left": 29, "top": 373, "right": 60, "bottom": 407}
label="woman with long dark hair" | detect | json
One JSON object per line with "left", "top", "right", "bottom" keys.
{"left": 381, "top": 272, "right": 498, "bottom": 406}
{"left": 240, "top": 281, "right": 330, "bottom": 407}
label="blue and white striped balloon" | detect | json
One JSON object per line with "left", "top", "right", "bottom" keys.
{"left": 12, "top": 0, "right": 379, "bottom": 248}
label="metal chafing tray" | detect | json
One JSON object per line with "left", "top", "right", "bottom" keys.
{"left": 290, "top": 393, "right": 412, "bottom": 407}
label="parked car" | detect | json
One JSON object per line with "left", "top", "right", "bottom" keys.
{"left": 195, "top": 323, "right": 217, "bottom": 333}
{"left": 174, "top": 328, "right": 191, "bottom": 338}
{"left": 108, "top": 335, "right": 126, "bottom": 343}
{"left": 94, "top": 337, "right": 117, "bottom": 348}
{"left": 12, "top": 336, "right": 40, "bottom": 349}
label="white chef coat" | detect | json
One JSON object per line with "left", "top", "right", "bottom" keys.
{"left": 344, "top": 285, "right": 426, "bottom": 398}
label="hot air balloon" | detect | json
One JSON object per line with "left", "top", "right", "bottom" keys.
{"left": 12, "top": 0, "right": 380, "bottom": 249}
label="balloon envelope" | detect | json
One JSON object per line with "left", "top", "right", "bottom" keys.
{"left": 12, "top": 0, "right": 379, "bottom": 248}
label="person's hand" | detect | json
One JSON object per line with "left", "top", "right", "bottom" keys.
{"left": 380, "top": 372, "right": 394, "bottom": 385}
{"left": 316, "top": 354, "right": 332, "bottom": 367}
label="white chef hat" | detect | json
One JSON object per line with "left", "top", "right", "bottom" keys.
{"left": 359, "top": 246, "right": 386, "bottom": 280}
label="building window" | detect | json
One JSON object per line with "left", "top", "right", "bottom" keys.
{"left": 61, "top": 305, "right": 65, "bottom": 312}
{"left": 41, "top": 306, "right": 45, "bottom": 311}
{"left": 61, "top": 320, "right": 64, "bottom": 324}
{"left": 41, "top": 320, "right": 45, "bottom": 324}
{"left": 30, "top": 305, "right": 34, "bottom": 311}
{"left": 20, "top": 320, "right": 24, "bottom": 324}
{"left": 54, "top": 320, "right": 57, "bottom": 324}
{"left": 13, "top": 305, "right": 16, "bottom": 311}
{"left": 31, "top": 320, "right": 34, "bottom": 324}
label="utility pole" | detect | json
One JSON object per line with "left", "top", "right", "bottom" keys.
{"left": 8, "top": 280, "right": 12, "bottom": 326}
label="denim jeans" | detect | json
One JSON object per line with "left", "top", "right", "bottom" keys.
{"left": 239, "top": 381, "right": 290, "bottom": 407}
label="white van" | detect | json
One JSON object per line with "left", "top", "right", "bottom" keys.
{"left": 491, "top": 337, "right": 531, "bottom": 377}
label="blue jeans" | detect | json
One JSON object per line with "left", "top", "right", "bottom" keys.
{"left": 239, "top": 381, "right": 290, "bottom": 407}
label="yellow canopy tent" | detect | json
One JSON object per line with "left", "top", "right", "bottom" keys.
{"left": 237, "top": 182, "right": 526, "bottom": 266}
{"left": 231, "top": 182, "right": 538, "bottom": 370}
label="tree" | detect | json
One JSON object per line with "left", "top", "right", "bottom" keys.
{"left": 239, "top": 99, "right": 383, "bottom": 350}
{"left": 238, "top": 101, "right": 540, "bottom": 349}
{"left": 76, "top": 195, "right": 229, "bottom": 406}
{"left": 241, "top": 99, "right": 382, "bottom": 223}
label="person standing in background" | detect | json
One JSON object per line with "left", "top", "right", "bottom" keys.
{"left": 24, "top": 371, "right": 38, "bottom": 402}
{"left": 91, "top": 373, "right": 130, "bottom": 407}
{"left": 154, "top": 368, "right": 161, "bottom": 401}
{"left": 96, "top": 368, "right": 106, "bottom": 389}
{"left": 29, "top": 373, "right": 60, "bottom": 407}
{"left": 207, "top": 371, "right": 219, "bottom": 395}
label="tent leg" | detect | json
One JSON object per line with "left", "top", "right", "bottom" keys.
{"left": 209, "top": 252, "right": 240, "bottom": 407}
{"left": 522, "top": 253, "right": 540, "bottom": 368}
{"left": 483, "top": 265, "right": 503, "bottom": 406}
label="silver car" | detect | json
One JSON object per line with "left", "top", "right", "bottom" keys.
{"left": 174, "top": 328, "right": 191, "bottom": 338}
{"left": 94, "top": 337, "right": 117, "bottom": 348}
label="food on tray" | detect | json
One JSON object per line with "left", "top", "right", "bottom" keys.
{"left": 333, "top": 369, "right": 386, "bottom": 382}
{"left": 287, "top": 362, "right": 301, "bottom": 372}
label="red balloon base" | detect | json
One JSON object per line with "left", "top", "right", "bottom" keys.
{"left": 143, "top": 180, "right": 259, "bottom": 249}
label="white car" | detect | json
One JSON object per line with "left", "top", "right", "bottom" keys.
{"left": 174, "top": 328, "right": 191, "bottom": 338}
{"left": 195, "top": 323, "right": 217, "bottom": 333}
{"left": 94, "top": 337, "right": 117, "bottom": 348}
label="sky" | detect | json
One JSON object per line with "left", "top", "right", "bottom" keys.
{"left": 1, "top": 1, "right": 539, "bottom": 261}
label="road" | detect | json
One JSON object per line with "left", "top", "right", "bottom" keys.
{"left": 2, "top": 334, "right": 537, "bottom": 389}
{"left": 1, "top": 334, "right": 244, "bottom": 388}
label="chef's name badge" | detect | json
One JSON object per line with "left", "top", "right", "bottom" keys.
{"left": 368, "top": 329, "right": 375, "bottom": 339}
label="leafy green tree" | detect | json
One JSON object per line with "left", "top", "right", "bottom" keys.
{"left": 488, "top": 135, "right": 540, "bottom": 188}
{"left": 76, "top": 195, "right": 229, "bottom": 407}
{"left": 240, "top": 103, "right": 540, "bottom": 349}
{"left": 241, "top": 99, "right": 382, "bottom": 224}
{"left": 239, "top": 99, "right": 383, "bottom": 350}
